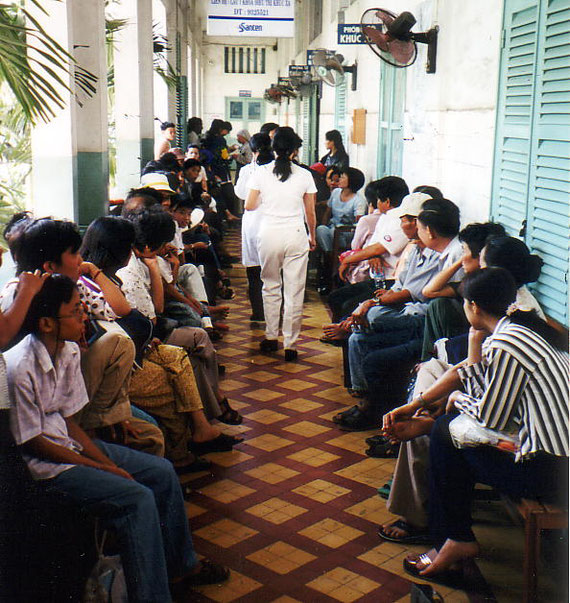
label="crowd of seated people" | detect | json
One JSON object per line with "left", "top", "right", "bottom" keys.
{"left": 0, "top": 117, "right": 567, "bottom": 600}
{"left": 314, "top": 170, "right": 568, "bottom": 586}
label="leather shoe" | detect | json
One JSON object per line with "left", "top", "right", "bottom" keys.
{"left": 259, "top": 339, "right": 278, "bottom": 353}
{"left": 284, "top": 349, "right": 298, "bottom": 362}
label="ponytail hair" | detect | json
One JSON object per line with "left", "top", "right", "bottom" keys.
{"left": 272, "top": 127, "right": 302, "bottom": 182}
{"left": 482, "top": 236, "right": 543, "bottom": 287}
{"left": 250, "top": 133, "right": 274, "bottom": 166}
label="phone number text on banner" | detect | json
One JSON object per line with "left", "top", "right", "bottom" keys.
{"left": 207, "top": 0, "right": 294, "bottom": 38}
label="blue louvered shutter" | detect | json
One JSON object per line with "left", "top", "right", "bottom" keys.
{"left": 492, "top": 0, "right": 569, "bottom": 325}
{"left": 491, "top": 0, "right": 539, "bottom": 234}
{"left": 334, "top": 76, "right": 348, "bottom": 146}
{"left": 525, "top": 0, "right": 570, "bottom": 324}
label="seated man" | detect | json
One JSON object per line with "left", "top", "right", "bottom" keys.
{"left": 5, "top": 274, "right": 229, "bottom": 601}
{"left": 335, "top": 198, "right": 463, "bottom": 430}
{"left": 325, "top": 176, "right": 411, "bottom": 324}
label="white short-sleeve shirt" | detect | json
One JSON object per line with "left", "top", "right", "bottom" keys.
{"left": 6, "top": 335, "right": 89, "bottom": 480}
{"left": 248, "top": 161, "right": 317, "bottom": 227}
{"left": 117, "top": 253, "right": 156, "bottom": 320}
{"left": 365, "top": 208, "right": 409, "bottom": 276}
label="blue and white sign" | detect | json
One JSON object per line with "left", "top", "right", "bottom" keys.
{"left": 207, "top": 0, "right": 294, "bottom": 38}
{"left": 337, "top": 24, "right": 366, "bottom": 44}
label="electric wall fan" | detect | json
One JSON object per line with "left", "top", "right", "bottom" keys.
{"left": 360, "top": 9, "right": 438, "bottom": 73}
{"left": 312, "top": 49, "right": 358, "bottom": 90}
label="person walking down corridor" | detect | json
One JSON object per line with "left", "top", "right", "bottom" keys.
{"left": 245, "top": 127, "right": 317, "bottom": 361}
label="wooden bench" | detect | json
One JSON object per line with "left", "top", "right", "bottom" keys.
{"left": 505, "top": 496, "right": 568, "bottom": 603}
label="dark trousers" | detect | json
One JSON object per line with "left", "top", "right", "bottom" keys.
{"left": 246, "top": 266, "right": 264, "bottom": 319}
{"left": 362, "top": 338, "right": 422, "bottom": 418}
{"left": 327, "top": 280, "right": 376, "bottom": 322}
{"left": 421, "top": 297, "right": 469, "bottom": 360}
{"left": 429, "top": 414, "right": 569, "bottom": 549}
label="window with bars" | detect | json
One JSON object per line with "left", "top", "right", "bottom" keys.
{"left": 224, "top": 47, "right": 266, "bottom": 74}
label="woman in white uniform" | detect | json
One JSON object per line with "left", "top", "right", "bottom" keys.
{"left": 235, "top": 133, "right": 274, "bottom": 321}
{"left": 245, "top": 127, "right": 317, "bottom": 361}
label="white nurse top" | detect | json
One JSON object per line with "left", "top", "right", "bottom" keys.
{"left": 236, "top": 161, "right": 264, "bottom": 267}
{"left": 248, "top": 161, "right": 317, "bottom": 227}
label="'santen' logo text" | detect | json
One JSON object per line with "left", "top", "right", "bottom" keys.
{"left": 239, "top": 22, "right": 262, "bottom": 32}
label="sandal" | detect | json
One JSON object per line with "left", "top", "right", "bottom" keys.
{"left": 377, "top": 479, "right": 393, "bottom": 499}
{"left": 348, "top": 388, "right": 367, "bottom": 398}
{"left": 178, "top": 559, "right": 230, "bottom": 587}
{"left": 189, "top": 433, "right": 244, "bottom": 454}
{"left": 403, "top": 554, "right": 464, "bottom": 589}
{"left": 217, "top": 398, "right": 243, "bottom": 425}
{"left": 337, "top": 408, "right": 381, "bottom": 432}
{"left": 366, "top": 439, "right": 400, "bottom": 458}
{"left": 377, "top": 519, "right": 431, "bottom": 545}
{"left": 332, "top": 405, "right": 360, "bottom": 424}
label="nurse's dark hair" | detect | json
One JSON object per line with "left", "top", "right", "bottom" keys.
{"left": 80, "top": 217, "right": 135, "bottom": 273}
{"left": 250, "top": 133, "right": 274, "bottom": 165}
{"left": 459, "top": 222, "right": 506, "bottom": 258}
{"left": 260, "top": 122, "right": 279, "bottom": 135}
{"left": 482, "top": 235, "right": 543, "bottom": 287}
{"left": 15, "top": 218, "right": 82, "bottom": 274}
{"left": 23, "top": 274, "right": 77, "bottom": 334}
{"left": 459, "top": 267, "right": 516, "bottom": 317}
{"left": 272, "top": 127, "right": 303, "bottom": 182}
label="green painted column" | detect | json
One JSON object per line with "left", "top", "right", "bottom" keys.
{"left": 71, "top": 0, "right": 109, "bottom": 228}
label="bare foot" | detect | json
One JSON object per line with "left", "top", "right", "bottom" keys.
{"left": 192, "top": 424, "right": 221, "bottom": 444}
{"left": 389, "top": 417, "right": 435, "bottom": 441}
{"left": 322, "top": 323, "right": 350, "bottom": 339}
{"left": 208, "top": 305, "right": 230, "bottom": 318}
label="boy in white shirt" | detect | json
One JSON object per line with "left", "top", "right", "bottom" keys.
{"left": 6, "top": 274, "right": 229, "bottom": 601}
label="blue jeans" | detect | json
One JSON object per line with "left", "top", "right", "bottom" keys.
{"left": 348, "top": 305, "right": 425, "bottom": 391}
{"left": 48, "top": 441, "right": 197, "bottom": 603}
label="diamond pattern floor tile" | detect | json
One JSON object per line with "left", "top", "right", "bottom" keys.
{"left": 183, "top": 230, "right": 496, "bottom": 602}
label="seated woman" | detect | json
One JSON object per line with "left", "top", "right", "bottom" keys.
{"left": 403, "top": 267, "right": 568, "bottom": 582}
{"left": 315, "top": 167, "right": 366, "bottom": 292}
{"left": 377, "top": 235, "right": 558, "bottom": 543}
{"left": 316, "top": 167, "right": 366, "bottom": 247}
{"left": 81, "top": 216, "right": 243, "bottom": 452}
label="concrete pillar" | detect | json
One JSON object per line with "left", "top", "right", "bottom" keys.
{"left": 27, "top": 0, "right": 108, "bottom": 225}
{"left": 27, "top": 0, "right": 76, "bottom": 220}
{"left": 71, "top": 0, "right": 108, "bottom": 228}
{"left": 114, "top": 0, "right": 154, "bottom": 195}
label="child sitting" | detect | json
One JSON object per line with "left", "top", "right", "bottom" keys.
{"left": 5, "top": 274, "right": 229, "bottom": 601}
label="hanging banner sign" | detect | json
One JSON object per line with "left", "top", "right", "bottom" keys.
{"left": 207, "top": 0, "right": 294, "bottom": 38}
{"left": 288, "top": 65, "right": 311, "bottom": 78}
{"left": 337, "top": 24, "right": 366, "bottom": 44}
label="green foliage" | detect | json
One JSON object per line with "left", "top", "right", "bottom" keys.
{"left": 0, "top": 0, "right": 96, "bottom": 124}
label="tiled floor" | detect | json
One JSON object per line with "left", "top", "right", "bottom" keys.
{"left": 179, "top": 231, "right": 567, "bottom": 603}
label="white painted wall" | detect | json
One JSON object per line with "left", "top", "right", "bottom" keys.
{"left": 270, "top": 0, "right": 503, "bottom": 224}
{"left": 200, "top": 38, "right": 279, "bottom": 144}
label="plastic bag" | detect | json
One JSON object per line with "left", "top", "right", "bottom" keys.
{"left": 449, "top": 414, "right": 518, "bottom": 452}
{"left": 83, "top": 525, "right": 127, "bottom": 603}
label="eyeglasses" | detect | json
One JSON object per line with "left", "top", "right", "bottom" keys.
{"left": 57, "top": 305, "right": 85, "bottom": 320}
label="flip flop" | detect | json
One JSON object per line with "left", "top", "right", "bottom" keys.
{"left": 403, "top": 554, "right": 465, "bottom": 589}
{"left": 332, "top": 405, "right": 360, "bottom": 424}
{"left": 377, "top": 519, "right": 431, "bottom": 545}
{"left": 189, "top": 433, "right": 243, "bottom": 454}
{"left": 366, "top": 440, "right": 400, "bottom": 458}
{"left": 377, "top": 479, "right": 393, "bottom": 499}
{"left": 338, "top": 409, "right": 381, "bottom": 432}
{"left": 217, "top": 398, "right": 243, "bottom": 425}
{"left": 177, "top": 560, "right": 230, "bottom": 587}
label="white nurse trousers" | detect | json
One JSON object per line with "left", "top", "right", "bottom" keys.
{"left": 258, "top": 222, "right": 309, "bottom": 350}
